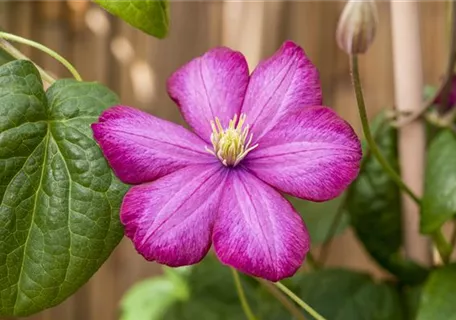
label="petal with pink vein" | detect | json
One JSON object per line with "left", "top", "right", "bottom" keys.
{"left": 121, "top": 164, "right": 227, "bottom": 267}
{"left": 244, "top": 106, "right": 362, "bottom": 201}
{"left": 213, "top": 169, "right": 310, "bottom": 281}
{"left": 241, "top": 41, "right": 322, "bottom": 142}
{"left": 167, "top": 47, "right": 249, "bottom": 141}
{"left": 92, "top": 105, "right": 215, "bottom": 184}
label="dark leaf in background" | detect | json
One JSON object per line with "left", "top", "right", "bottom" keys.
{"left": 401, "top": 284, "right": 422, "bottom": 320}
{"left": 291, "top": 268, "right": 404, "bottom": 320}
{"left": 94, "top": 0, "right": 170, "bottom": 39}
{"left": 164, "top": 256, "right": 290, "bottom": 320}
{"left": 346, "top": 112, "right": 428, "bottom": 285}
{"left": 0, "top": 60, "right": 128, "bottom": 316}
{"left": 416, "top": 264, "right": 456, "bottom": 320}
{"left": 421, "top": 130, "right": 456, "bottom": 234}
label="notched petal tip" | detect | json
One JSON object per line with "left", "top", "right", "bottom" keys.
{"left": 241, "top": 39, "right": 322, "bottom": 142}
{"left": 279, "top": 40, "right": 304, "bottom": 54}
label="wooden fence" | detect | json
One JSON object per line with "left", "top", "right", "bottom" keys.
{"left": 0, "top": 1, "right": 447, "bottom": 319}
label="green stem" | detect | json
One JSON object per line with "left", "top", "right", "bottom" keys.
{"left": 274, "top": 282, "right": 326, "bottom": 320}
{"left": 305, "top": 251, "right": 321, "bottom": 270}
{"left": 0, "top": 39, "right": 56, "bottom": 85}
{"left": 350, "top": 55, "right": 420, "bottom": 205}
{"left": 433, "top": 229, "right": 452, "bottom": 264}
{"left": 0, "top": 31, "right": 82, "bottom": 81}
{"left": 318, "top": 196, "right": 347, "bottom": 266}
{"left": 258, "top": 279, "right": 306, "bottom": 320}
{"left": 231, "top": 268, "right": 258, "bottom": 320}
{"left": 451, "top": 220, "right": 456, "bottom": 248}
{"left": 350, "top": 54, "right": 452, "bottom": 263}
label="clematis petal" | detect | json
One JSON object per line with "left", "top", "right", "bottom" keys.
{"left": 92, "top": 105, "right": 215, "bottom": 184}
{"left": 244, "top": 107, "right": 362, "bottom": 201}
{"left": 242, "top": 41, "right": 322, "bottom": 142}
{"left": 213, "top": 169, "right": 309, "bottom": 281}
{"left": 167, "top": 48, "right": 249, "bottom": 141}
{"left": 121, "top": 164, "right": 227, "bottom": 266}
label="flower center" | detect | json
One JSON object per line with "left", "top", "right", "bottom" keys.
{"left": 205, "top": 114, "right": 258, "bottom": 167}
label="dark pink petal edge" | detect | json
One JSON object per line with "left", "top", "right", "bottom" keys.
{"left": 121, "top": 164, "right": 227, "bottom": 267}
{"left": 242, "top": 40, "right": 322, "bottom": 143}
{"left": 244, "top": 106, "right": 362, "bottom": 202}
{"left": 167, "top": 47, "right": 250, "bottom": 141}
{"left": 92, "top": 105, "right": 215, "bottom": 185}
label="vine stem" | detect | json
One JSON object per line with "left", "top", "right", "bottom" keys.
{"left": 350, "top": 55, "right": 451, "bottom": 264}
{"left": 231, "top": 268, "right": 258, "bottom": 320}
{"left": 0, "top": 39, "right": 56, "bottom": 85}
{"left": 317, "top": 197, "right": 347, "bottom": 266}
{"left": 0, "top": 31, "right": 82, "bottom": 81}
{"left": 258, "top": 280, "right": 306, "bottom": 320}
{"left": 350, "top": 55, "right": 420, "bottom": 205}
{"left": 274, "top": 282, "right": 326, "bottom": 320}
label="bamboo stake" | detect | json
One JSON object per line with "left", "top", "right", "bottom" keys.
{"left": 390, "top": 1, "right": 431, "bottom": 265}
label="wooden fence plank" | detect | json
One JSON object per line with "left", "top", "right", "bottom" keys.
{"left": 0, "top": 1, "right": 449, "bottom": 319}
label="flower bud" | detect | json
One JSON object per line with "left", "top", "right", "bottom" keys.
{"left": 336, "top": 0, "right": 378, "bottom": 55}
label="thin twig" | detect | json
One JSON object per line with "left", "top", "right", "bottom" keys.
{"left": 274, "top": 282, "right": 326, "bottom": 320}
{"left": 0, "top": 39, "right": 56, "bottom": 85}
{"left": 350, "top": 55, "right": 421, "bottom": 205}
{"left": 305, "top": 252, "right": 321, "bottom": 270}
{"left": 317, "top": 197, "right": 347, "bottom": 266}
{"left": 231, "top": 268, "right": 258, "bottom": 320}
{"left": 258, "top": 279, "right": 306, "bottom": 320}
{"left": 0, "top": 32, "right": 82, "bottom": 81}
{"left": 451, "top": 220, "right": 456, "bottom": 249}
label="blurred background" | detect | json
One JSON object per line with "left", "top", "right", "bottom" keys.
{"left": 0, "top": 1, "right": 448, "bottom": 319}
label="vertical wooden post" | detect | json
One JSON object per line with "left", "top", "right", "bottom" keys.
{"left": 390, "top": 1, "right": 431, "bottom": 265}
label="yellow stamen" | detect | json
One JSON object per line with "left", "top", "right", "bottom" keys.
{"left": 206, "top": 113, "right": 258, "bottom": 167}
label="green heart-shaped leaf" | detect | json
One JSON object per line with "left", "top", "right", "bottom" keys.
{"left": 94, "top": 0, "right": 169, "bottom": 38}
{"left": 421, "top": 130, "right": 456, "bottom": 234}
{"left": 417, "top": 264, "right": 456, "bottom": 320}
{"left": 291, "top": 269, "right": 403, "bottom": 320}
{"left": 120, "top": 268, "right": 190, "bottom": 320}
{"left": 347, "top": 112, "right": 428, "bottom": 284}
{"left": 0, "top": 60, "right": 127, "bottom": 316}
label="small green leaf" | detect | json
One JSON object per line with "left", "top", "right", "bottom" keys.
{"left": 0, "top": 60, "right": 128, "bottom": 316}
{"left": 120, "top": 268, "right": 190, "bottom": 320}
{"left": 289, "top": 194, "right": 349, "bottom": 245}
{"left": 417, "top": 264, "right": 456, "bottom": 320}
{"left": 162, "top": 256, "right": 289, "bottom": 320}
{"left": 421, "top": 130, "right": 456, "bottom": 233}
{"left": 164, "top": 257, "right": 252, "bottom": 320}
{"left": 347, "top": 113, "right": 428, "bottom": 284}
{"left": 94, "top": 0, "right": 169, "bottom": 38}
{"left": 292, "top": 269, "right": 404, "bottom": 320}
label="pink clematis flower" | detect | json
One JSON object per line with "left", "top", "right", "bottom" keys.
{"left": 92, "top": 41, "right": 362, "bottom": 281}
